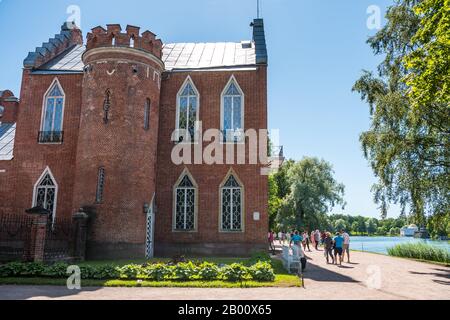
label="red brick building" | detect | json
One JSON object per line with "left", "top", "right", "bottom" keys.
{"left": 0, "top": 20, "right": 268, "bottom": 259}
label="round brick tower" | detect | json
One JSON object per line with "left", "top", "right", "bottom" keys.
{"left": 72, "top": 24, "right": 164, "bottom": 259}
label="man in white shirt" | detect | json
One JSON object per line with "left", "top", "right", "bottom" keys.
{"left": 341, "top": 229, "right": 351, "bottom": 263}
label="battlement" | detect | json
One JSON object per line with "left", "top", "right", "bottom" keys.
{"left": 23, "top": 22, "right": 83, "bottom": 69}
{"left": 86, "top": 24, "right": 163, "bottom": 59}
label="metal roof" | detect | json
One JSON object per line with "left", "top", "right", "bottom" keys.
{"left": 0, "top": 123, "right": 16, "bottom": 160}
{"left": 36, "top": 41, "right": 257, "bottom": 73}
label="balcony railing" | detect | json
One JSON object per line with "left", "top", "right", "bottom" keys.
{"left": 38, "top": 131, "right": 64, "bottom": 144}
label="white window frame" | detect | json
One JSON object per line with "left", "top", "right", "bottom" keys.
{"left": 32, "top": 166, "right": 58, "bottom": 224}
{"left": 219, "top": 168, "right": 245, "bottom": 233}
{"left": 220, "top": 75, "right": 245, "bottom": 144}
{"left": 39, "top": 78, "right": 66, "bottom": 144}
{"left": 174, "top": 76, "right": 200, "bottom": 143}
{"left": 172, "top": 168, "right": 198, "bottom": 232}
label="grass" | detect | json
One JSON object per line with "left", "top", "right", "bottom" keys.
{"left": 0, "top": 257, "right": 301, "bottom": 288}
{"left": 387, "top": 242, "right": 450, "bottom": 264}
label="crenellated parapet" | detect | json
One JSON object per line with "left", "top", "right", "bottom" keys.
{"left": 23, "top": 22, "right": 83, "bottom": 69}
{"left": 85, "top": 24, "right": 163, "bottom": 59}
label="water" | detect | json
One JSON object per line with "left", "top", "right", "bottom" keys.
{"left": 350, "top": 236, "right": 450, "bottom": 255}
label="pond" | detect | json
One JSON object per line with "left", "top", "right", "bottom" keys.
{"left": 349, "top": 236, "right": 450, "bottom": 255}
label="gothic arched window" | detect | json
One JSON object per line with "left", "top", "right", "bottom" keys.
{"left": 40, "top": 79, "right": 65, "bottom": 143}
{"left": 220, "top": 171, "right": 243, "bottom": 232}
{"left": 33, "top": 167, "right": 58, "bottom": 223}
{"left": 176, "top": 76, "right": 199, "bottom": 142}
{"left": 173, "top": 171, "right": 197, "bottom": 231}
{"left": 221, "top": 76, "right": 244, "bottom": 143}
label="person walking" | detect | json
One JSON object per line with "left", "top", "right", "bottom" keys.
{"left": 314, "top": 230, "right": 321, "bottom": 250}
{"left": 268, "top": 230, "right": 275, "bottom": 254}
{"left": 281, "top": 231, "right": 286, "bottom": 246}
{"left": 341, "top": 229, "right": 351, "bottom": 263}
{"left": 333, "top": 232, "right": 344, "bottom": 266}
{"left": 323, "top": 232, "right": 334, "bottom": 264}
{"left": 310, "top": 230, "right": 315, "bottom": 249}
{"left": 302, "top": 230, "right": 311, "bottom": 252}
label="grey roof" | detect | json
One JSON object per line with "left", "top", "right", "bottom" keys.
{"left": 0, "top": 123, "right": 16, "bottom": 160}
{"left": 162, "top": 42, "right": 256, "bottom": 70}
{"left": 37, "top": 41, "right": 257, "bottom": 73}
{"left": 39, "top": 45, "right": 85, "bottom": 72}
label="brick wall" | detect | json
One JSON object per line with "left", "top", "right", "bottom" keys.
{"left": 155, "top": 67, "right": 268, "bottom": 256}
{"left": 0, "top": 71, "right": 82, "bottom": 218}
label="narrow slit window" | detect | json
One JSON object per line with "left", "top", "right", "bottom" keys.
{"left": 103, "top": 89, "right": 111, "bottom": 124}
{"left": 144, "top": 98, "right": 151, "bottom": 131}
{"left": 96, "top": 167, "right": 105, "bottom": 203}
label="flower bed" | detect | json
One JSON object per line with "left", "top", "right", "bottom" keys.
{"left": 0, "top": 260, "right": 275, "bottom": 282}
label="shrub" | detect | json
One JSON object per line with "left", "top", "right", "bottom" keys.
{"left": 173, "top": 262, "right": 197, "bottom": 281}
{"left": 142, "top": 263, "right": 173, "bottom": 281}
{"left": 92, "top": 265, "right": 120, "bottom": 280}
{"left": 249, "top": 261, "right": 275, "bottom": 282}
{"left": 117, "top": 264, "right": 142, "bottom": 279}
{"left": 42, "top": 262, "right": 68, "bottom": 278}
{"left": 221, "top": 263, "right": 250, "bottom": 282}
{"left": 388, "top": 242, "right": 450, "bottom": 264}
{"left": 198, "top": 262, "right": 220, "bottom": 280}
{"left": 0, "top": 262, "right": 25, "bottom": 277}
{"left": 249, "top": 252, "right": 271, "bottom": 264}
{"left": 80, "top": 265, "right": 98, "bottom": 279}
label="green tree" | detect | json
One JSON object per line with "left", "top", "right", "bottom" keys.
{"left": 268, "top": 175, "right": 282, "bottom": 230}
{"left": 276, "top": 157, "right": 345, "bottom": 230}
{"left": 351, "top": 221, "right": 359, "bottom": 235}
{"left": 404, "top": 0, "right": 450, "bottom": 109}
{"left": 334, "top": 219, "right": 347, "bottom": 232}
{"left": 352, "top": 0, "right": 449, "bottom": 226}
{"left": 356, "top": 216, "right": 367, "bottom": 235}
{"left": 389, "top": 227, "right": 401, "bottom": 236}
{"left": 366, "top": 218, "right": 378, "bottom": 235}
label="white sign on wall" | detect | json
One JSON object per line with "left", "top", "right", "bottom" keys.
{"left": 253, "top": 212, "right": 260, "bottom": 221}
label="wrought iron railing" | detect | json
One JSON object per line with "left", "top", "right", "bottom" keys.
{"left": 38, "top": 131, "right": 64, "bottom": 143}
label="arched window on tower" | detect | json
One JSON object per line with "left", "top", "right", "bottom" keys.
{"left": 130, "top": 35, "right": 135, "bottom": 48}
{"left": 111, "top": 34, "right": 116, "bottom": 46}
{"left": 39, "top": 79, "right": 65, "bottom": 144}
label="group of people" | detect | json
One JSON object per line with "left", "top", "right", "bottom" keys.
{"left": 268, "top": 229, "right": 351, "bottom": 266}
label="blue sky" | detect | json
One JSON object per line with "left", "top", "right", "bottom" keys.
{"left": 0, "top": 0, "right": 401, "bottom": 218}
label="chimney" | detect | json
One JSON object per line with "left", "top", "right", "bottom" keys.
{"left": 251, "top": 19, "right": 268, "bottom": 65}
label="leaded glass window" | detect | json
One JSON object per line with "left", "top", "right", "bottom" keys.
{"left": 222, "top": 79, "right": 243, "bottom": 143}
{"left": 221, "top": 175, "right": 243, "bottom": 231}
{"left": 174, "top": 175, "right": 196, "bottom": 231}
{"left": 177, "top": 79, "right": 198, "bottom": 142}
{"left": 34, "top": 170, "right": 57, "bottom": 222}
{"left": 42, "top": 81, "right": 64, "bottom": 133}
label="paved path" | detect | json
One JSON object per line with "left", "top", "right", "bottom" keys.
{"left": 0, "top": 249, "right": 448, "bottom": 300}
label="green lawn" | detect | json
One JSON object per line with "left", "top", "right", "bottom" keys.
{"left": 0, "top": 257, "right": 301, "bottom": 288}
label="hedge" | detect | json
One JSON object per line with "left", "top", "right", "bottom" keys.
{"left": 0, "top": 260, "right": 275, "bottom": 282}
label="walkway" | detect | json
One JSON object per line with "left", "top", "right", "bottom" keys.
{"left": 0, "top": 249, "right": 448, "bottom": 300}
